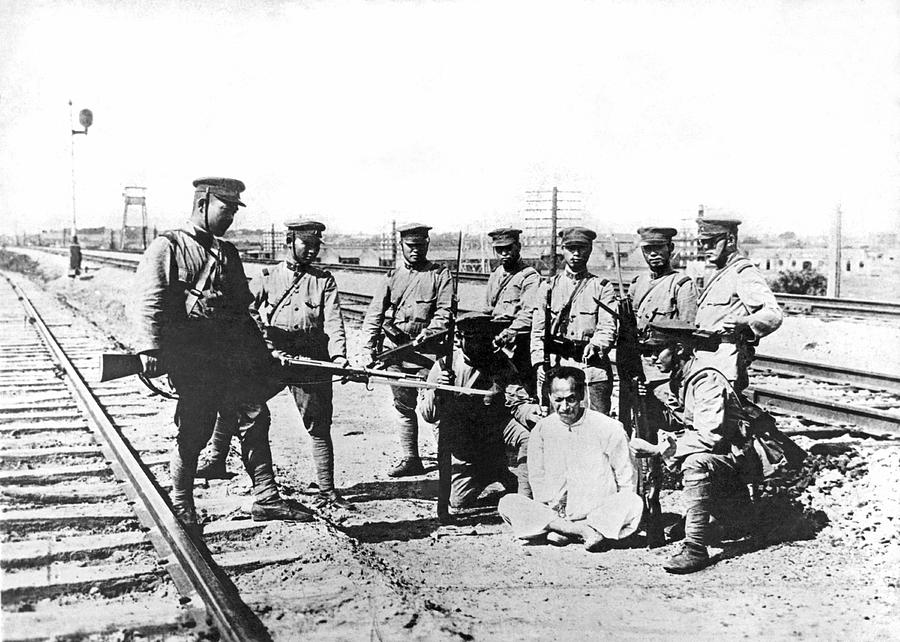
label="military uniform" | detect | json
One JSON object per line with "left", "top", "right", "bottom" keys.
{"left": 483, "top": 227, "right": 541, "bottom": 388}
{"left": 530, "top": 228, "right": 617, "bottom": 414}
{"left": 360, "top": 223, "right": 453, "bottom": 474}
{"left": 419, "top": 313, "right": 541, "bottom": 507}
{"left": 628, "top": 226, "right": 698, "bottom": 431}
{"left": 663, "top": 219, "right": 783, "bottom": 574}
{"left": 252, "top": 220, "right": 348, "bottom": 501}
{"left": 132, "top": 178, "right": 282, "bottom": 527}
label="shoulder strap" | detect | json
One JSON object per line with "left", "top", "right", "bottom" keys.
{"left": 552, "top": 275, "right": 591, "bottom": 335}
{"left": 266, "top": 267, "right": 304, "bottom": 325}
{"left": 634, "top": 272, "right": 673, "bottom": 312}
{"left": 489, "top": 270, "right": 516, "bottom": 307}
{"left": 166, "top": 230, "right": 220, "bottom": 317}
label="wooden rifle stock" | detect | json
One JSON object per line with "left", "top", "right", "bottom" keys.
{"left": 436, "top": 232, "right": 462, "bottom": 524}
{"left": 98, "top": 354, "right": 144, "bottom": 382}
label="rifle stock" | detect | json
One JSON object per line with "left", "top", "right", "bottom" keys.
{"left": 98, "top": 354, "right": 144, "bottom": 382}
{"left": 615, "top": 295, "right": 665, "bottom": 548}
{"left": 437, "top": 232, "right": 463, "bottom": 524}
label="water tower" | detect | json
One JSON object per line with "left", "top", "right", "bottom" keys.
{"left": 121, "top": 186, "right": 148, "bottom": 250}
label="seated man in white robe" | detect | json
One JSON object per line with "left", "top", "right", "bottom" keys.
{"left": 498, "top": 366, "right": 643, "bottom": 551}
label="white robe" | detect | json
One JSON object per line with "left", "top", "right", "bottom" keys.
{"left": 498, "top": 409, "right": 643, "bottom": 540}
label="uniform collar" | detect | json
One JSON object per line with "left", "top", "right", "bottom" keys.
{"left": 183, "top": 223, "right": 219, "bottom": 250}
{"left": 563, "top": 265, "right": 588, "bottom": 280}
{"left": 286, "top": 260, "right": 310, "bottom": 273}
{"left": 403, "top": 260, "right": 430, "bottom": 271}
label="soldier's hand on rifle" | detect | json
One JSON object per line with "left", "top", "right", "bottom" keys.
{"left": 534, "top": 363, "right": 546, "bottom": 388}
{"left": 435, "top": 370, "right": 454, "bottom": 387}
{"left": 139, "top": 352, "right": 162, "bottom": 378}
{"left": 271, "top": 349, "right": 291, "bottom": 365}
{"left": 413, "top": 329, "right": 434, "bottom": 346}
{"left": 493, "top": 328, "right": 517, "bottom": 349}
{"left": 582, "top": 342, "right": 604, "bottom": 364}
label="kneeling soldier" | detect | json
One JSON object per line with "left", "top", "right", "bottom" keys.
{"left": 419, "top": 312, "right": 542, "bottom": 509}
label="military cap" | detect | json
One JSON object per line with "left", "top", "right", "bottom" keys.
{"left": 397, "top": 223, "right": 431, "bottom": 242}
{"left": 559, "top": 226, "right": 597, "bottom": 246}
{"left": 637, "top": 226, "right": 678, "bottom": 247}
{"left": 487, "top": 227, "right": 522, "bottom": 247}
{"left": 192, "top": 177, "right": 246, "bottom": 207}
{"left": 285, "top": 219, "right": 326, "bottom": 243}
{"left": 456, "top": 311, "right": 508, "bottom": 336}
{"left": 644, "top": 318, "right": 698, "bottom": 346}
{"left": 697, "top": 218, "right": 741, "bottom": 238}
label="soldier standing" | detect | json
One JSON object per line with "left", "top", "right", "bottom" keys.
{"left": 133, "top": 178, "right": 312, "bottom": 534}
{"left": 361, "top": 223, "right": 452, "bottom": 477}
{"left": 628, "top": 226, "right": 698, "bottom": 427}
{"left": 530, "top": 226, "right": 617, "bottom": 414}
{"left": 657, "top": 218, "right": 783, "bottom": 573}
{"left": 483, "top": 227, "right": 540, "bottom": 391}
{"left": 197, "top": 220, "right": 354, "bottom": 509}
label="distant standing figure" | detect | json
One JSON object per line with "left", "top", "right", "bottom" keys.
{"left": 68, "top": 235, "right": 82, "bottom": 278}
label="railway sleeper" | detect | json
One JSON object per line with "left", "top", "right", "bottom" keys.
{"left": 0, "top": 454, "right": 168, "bottom": 484}
{"left": 2, "top": 599, "right": 200, "bottom": 642}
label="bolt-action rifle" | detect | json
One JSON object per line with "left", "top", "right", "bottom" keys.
{"left": 613, "top": 250, "right": 665, "bottom": 548}
{"left": 436, "top": 232, "right": 462, "bottom": 524}
{"left": 99, "top": 352, "right": 491, "bottom": 396}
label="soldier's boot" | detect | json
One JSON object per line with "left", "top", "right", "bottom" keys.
{"left": 388, "top": 413, "right": 424, "bottom": 477}
{"left": 251, "top": 497, "right": 315, "bottom": 523}
{"left": 315, "top": 489, "right": 355, "bottom": 510}
{"left": 664, "top": 504, "right": 712, "bottom": 574}
{"left": 388, "top": 457, "right": 426, "bottom": 478}
{"left": 173, "top": 503, "right": 203, "bottom": 539}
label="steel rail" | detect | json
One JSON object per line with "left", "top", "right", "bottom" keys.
{"left": 751, "top": 354, "right": 900, "bottom": 394}
{"left": 747, "top": 385, "right": 900, "bottom": 436}
{"left": 3, "top": 275, "right": 269, "bottom": 642}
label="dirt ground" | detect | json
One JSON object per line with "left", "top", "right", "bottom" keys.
{"left": 5, "top": 249, "right": 900, "bottom": 641}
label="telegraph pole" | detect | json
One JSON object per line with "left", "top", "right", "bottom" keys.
{"left": 524, "top": 186, "right": 581, "bottom": 277}
{"left": 827, "top": 205, "right": 842, "bottom": 298}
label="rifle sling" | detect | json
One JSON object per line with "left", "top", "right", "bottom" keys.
{"left": 266, "top": 269, "right": 304, "bottom": 325}
{"left": 550, "top": 275, "right": 590, "bottom": 335}
{"left": 182, "top": 239, "right": 219, "bottom": 317}
{"left": 488, "top": 270, "right": 516, "bottom": 308}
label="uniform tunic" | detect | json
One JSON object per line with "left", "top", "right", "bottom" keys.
{"left": 419, "top": 351, "right": 539, "bottom": 507}
{"left": 690, "top": 253, "right": 783, "bottom": 386}
{"left": 361, "top": 261, "right": 453, "bottom": 357}
{"left": 361, "top": 261, "right": 453, "bottom": 419}
{"left": 252, "top": 261, "right": 347, "bottom": 361}
{"left": 484, "top": 261, "right": 540, "bottom": 334}
{"left": 131, "top": 223, "right": 277, "bottom": 505}
{"left": 530, "top": 269, "right": 617, "bottom": 412}
{"left": 249, "top": 261, "right": 348, "bottom": 440}
{"left": 498, "top": 409, "right": 642, "bottom": 540}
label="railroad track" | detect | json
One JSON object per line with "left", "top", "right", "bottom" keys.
{"left": 30, "top": 246, "right": 900, "bottom": 322}
{"left": 0, "top": 273, "right": 275, "bottom": 640}
{"left": 0, "top": 270, "right": 474, "bottom": 641}
{"left": 22, "top": 247, "right": 900, "bottom": 436}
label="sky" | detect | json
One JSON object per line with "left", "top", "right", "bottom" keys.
{"left": 1, "top": 0, "right": 899, "bottom": 239}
